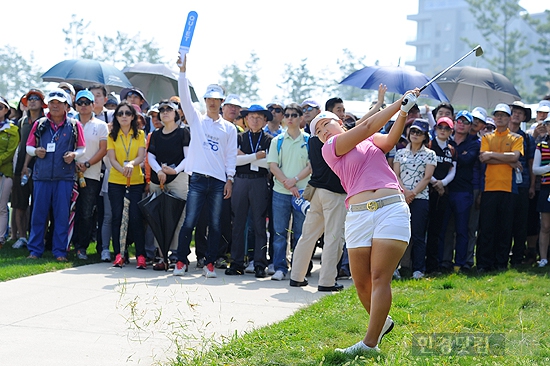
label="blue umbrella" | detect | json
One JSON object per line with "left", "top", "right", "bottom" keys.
{"left": 340, "top": 66, "right": 449, "bottom": 102}
{"left": 41, "top": 59, "right": 132, "bottom": 90}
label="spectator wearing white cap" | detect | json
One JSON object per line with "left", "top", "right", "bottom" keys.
{"left": 531, "top": 100, "right": 550, "bottom": 143}
{"left": 265, "top": 101, "right": 285, "bottom": 137}
{"left": 508, "top": 101, "right": 536, "bottom": 266}
{"left": 25, "top": 89, "right": 86, "bottom": 261}
{"left": 301, "top": 98, "right": 321, "bottom": 133}
{"left": 173, "top": 55, "right": 237, "bottom": 278}
{"left": 222, "top": 94, "right": 243, "bottom": 132}
{"left": 470, "top": 107, "right": 488, "bottom": 137}
{"left": 476, "top": 103, "right": 524, "bottom": 272}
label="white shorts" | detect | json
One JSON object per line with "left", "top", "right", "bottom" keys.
{"left": 345, "top": 200, "right": 411, "bottom": 249}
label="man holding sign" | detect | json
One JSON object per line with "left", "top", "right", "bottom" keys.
{"left": 173, "top": 54, "right": 237, "bottom": 278}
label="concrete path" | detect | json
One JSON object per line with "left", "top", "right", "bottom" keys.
{"left": 0, "top": 258, "right": 339, "bottom": 365}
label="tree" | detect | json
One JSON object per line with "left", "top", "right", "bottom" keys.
{"left": 63, "top": 14, "right": 96, "bottom": 59}
{"left": 0, "top": 46, "right": 46, "bottom": 100}
{"left": 276, "top": 59, "right": 318, "bottom": 103}
{"left": 524, "top": 10, "right": 550, "bottom": 98}
{"left": 218, "top": 52, "right": 261, "bottom": 104}
{"left": 63, "top": 14, "right": 165, "bottom": 68}
{"left": 463, "top": 0, "right": 531, "bottom": 90}
{"left": 334, "top": 48, "right": 375, "bottom": 101}
{"left": 96, "top": 32, "right": 164, "bottom": 69}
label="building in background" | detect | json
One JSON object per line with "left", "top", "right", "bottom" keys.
{"left": 406, "top": 0, "right": 546, "bottom": 99}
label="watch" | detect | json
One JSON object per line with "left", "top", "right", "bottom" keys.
{"left": 84, "top": 162, "right": 91, "bottom": 168}
{"left": 227, "top": 176, "right": 234, "bottom": 183}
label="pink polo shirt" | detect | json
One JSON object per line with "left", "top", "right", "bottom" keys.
{"left": 322, "top": 134, "right": 402, "bottom": 207}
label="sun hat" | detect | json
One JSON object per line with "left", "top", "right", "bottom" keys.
{"left": 240, "top": 104, "right": 273, "bottom": 122}
{"left": 309, "top": 111, "right": 339, "bottom": 136}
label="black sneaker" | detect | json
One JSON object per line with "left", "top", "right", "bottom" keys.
{"left": 225, "top": 266, "right": 244, "bottom": 275}
{"left": 215, "top": 257, "right": 228, "bottom": 269}
{"left": 196, "top": 257, "right": 205, "bottom": 269}
{"left": 254, "top": 265, "right": 267, "bottom": 278}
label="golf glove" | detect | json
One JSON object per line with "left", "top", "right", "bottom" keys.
{"left": 401, "top": 93, "right": 417, "bottom": 113}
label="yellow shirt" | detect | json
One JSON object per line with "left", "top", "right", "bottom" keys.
{"left": 107, "top": 129, "right": 146, "bottom": 185}
{"left": 481, "top": 129, "right": 523, "bottom": 192}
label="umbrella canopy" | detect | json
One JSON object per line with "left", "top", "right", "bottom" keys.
{"left": 138, "top": 190, "right": 186, "bottom": 271}
{"left": 122, "top": 62, "right": 198, "bottom": 104}
{"left": 340, "top": 66, "right": 449, "bottom": 102}
{"left": 41, "top": 59, "right": 132, "bottom": 91}
{"left": 435, "top": 66, "right": 521, "bottom": 109}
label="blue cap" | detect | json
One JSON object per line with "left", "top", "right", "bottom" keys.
{"left": 76, "top": 90, "right": 95, "bottom": 103}
{"left": 456, "top": 110, "right": 473, "bottom": 123}
{"left": 241, "top": 104, "right": 273, "bottom": 121}
{"left": 410, "top": 119, "right": 429, "bottom": 132}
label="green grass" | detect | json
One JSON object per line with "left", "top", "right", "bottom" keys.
{"left": 0, "top": 238, "right": 104, "bottom": 281}
{"left": 170, "top": 268, "right": 550, "bottom": 366}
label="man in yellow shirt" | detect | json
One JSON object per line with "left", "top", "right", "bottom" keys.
{"left": 477, "top": 104, "right": 524, "bottom": 272}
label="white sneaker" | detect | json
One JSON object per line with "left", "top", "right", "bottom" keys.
{"left": 12, "top": 238, "right": 27, "bottom": 249}
{"left": 378, "top": 315, "right": 395, "bottom": 345}
{"left": 203, "top": 263, "right": 217, "bottom": 278}
{"left": 173, "top": 261, "right": 187, "bottom": 276}
{"left": 335, "top": 340, "right": 380, "bottom": 354}
{"left": 245, "top": 261, "right": 255, "bottom": 273}
{"left": 412, "top": 271, "right": 424, "bottom": 279}
{"left": 271, "top": 270, "right": 286, "bottom": 281}
{"left": 101, "top": 250, "right": 111, "bottom": 262}
{"left": 538, "top": 259, "right": 548, "bottom": 268}
{"left": 267, "top": 263, "right": 276, "bottom": 275}
{"left": 392, "top": 269, "right": 401, "bottom": 280}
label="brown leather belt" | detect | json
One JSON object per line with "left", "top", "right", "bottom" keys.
{"left": 349, "top": 195, "right": 405, "bottom": 212}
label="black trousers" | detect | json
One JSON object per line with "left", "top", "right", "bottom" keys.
{"left": 476, "top": 191, "right": 515, "bottom": 270}
{"left": 510, "top": 187, "right": 529, "bottom": 265}
{"left": 230, "top": 176, "right": 269, "bottom": 268}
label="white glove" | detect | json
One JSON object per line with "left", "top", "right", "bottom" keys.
{"left": 401, "top": 93, "right": 417, "bottom": 113}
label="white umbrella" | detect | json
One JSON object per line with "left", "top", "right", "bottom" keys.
{"left": 122, "top": 62, "right": 198, "bottom": 104}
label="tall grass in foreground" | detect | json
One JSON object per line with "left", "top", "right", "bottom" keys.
{"left": 171, "top": 269, "right": 550, "bottom": 366}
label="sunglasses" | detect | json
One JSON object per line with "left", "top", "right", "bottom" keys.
{"left": 158, "top": 107, "right": 174, "bottom": 113}
{"left": 48, "top": 92, "right": 66, "bottom": 99}
{"left": 436, "top": 125, "right": 452, "bottom": 131}
{"left": 127, "top": 91, "right": 141, "bottom": 98}
{"left": 302, "top": 106, "right": 317, "bottom": 113}
{"left": 116, "top": 110, "right": 133, "bottom": 117}
{"left": 410, "top": 129, "right": 425, "bottom": 136}
{"left": 27, "top": 95, "right": 42, "bottom": 102}
{"left": 284, "top": 113, "right": 299, "bottom": 119}
{"left": 268, "top": 107, "right": 283, "bottom": 113}
{"left": 484, "top": 126, "right": 496, "bottom": 131}
{"left": 457, "top": 118, "right": 472, "bottom": 125}
{"left": 76, "top": 100, "right": 92, "bottom": 106}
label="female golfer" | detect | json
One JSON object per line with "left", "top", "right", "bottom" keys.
{"left": 310, "top": 87, "right": 420, "bottom": 353}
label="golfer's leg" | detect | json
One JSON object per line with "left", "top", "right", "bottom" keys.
{"left": 348, "top": 247, "right": 372, "bottom": 314}
{"left": 364, "top": 238, "right": 408, "bottom": 347}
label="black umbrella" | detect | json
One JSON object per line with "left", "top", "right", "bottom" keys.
{"left": 138, "top": 188, "right": 186, "bottom": 271}
{"left": 435, "top": 66, "right": 521, "bottom": 109}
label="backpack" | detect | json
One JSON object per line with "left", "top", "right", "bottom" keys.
{"left": 276, "top": 133, "right": 309, "bottom": 167}
{"left": 34, "top": 116, "right": 79, "bottom": 148}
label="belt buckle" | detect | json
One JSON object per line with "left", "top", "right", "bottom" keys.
{"left": 366, "top": 200, "right": 378, "bottom": 211}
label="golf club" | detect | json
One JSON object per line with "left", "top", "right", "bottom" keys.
{"left": 402, "top": 44, "right": 483, "bottom": 105}
{"left": 420, "top": 44, "right": 483, "bottom": 92}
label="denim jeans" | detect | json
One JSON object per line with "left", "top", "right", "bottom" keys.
{"left": 108, "top": 183, "right": 145, "bottom": 257}
{"left": 176, "top": 173, "right": 225, "bottom": 265}
{"left": 271, "top": 191, "right": 306, "bottom": 274}
{"left": 74, "top": 178, "right": 101, "bottom": 253}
